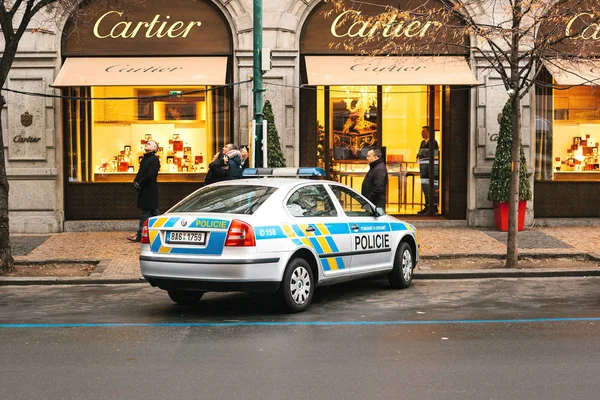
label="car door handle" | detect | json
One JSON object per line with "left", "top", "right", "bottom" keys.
{"left": 350, "top": 224, "right": 359, "bottom": 230}
{"left": 305, "top": 226, "right": 316, "bottom": 232}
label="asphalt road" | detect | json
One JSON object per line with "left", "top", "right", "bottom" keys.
{"left": 1, "top": 277, "right": 600, "bottom": 400}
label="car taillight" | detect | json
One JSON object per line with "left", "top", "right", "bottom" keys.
{"left": 225, "top": 219, "right": 256, "bottom": 247}
{"left": 141, "top": 219, "right": 150, "bottom": 244}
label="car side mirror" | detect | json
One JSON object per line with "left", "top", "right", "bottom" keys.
{"left": 375, "top": 207, "right": 386, "bottom": 217}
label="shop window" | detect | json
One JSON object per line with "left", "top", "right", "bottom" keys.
{"left": 536, "top": 79, "right": 600, "bottom": 182}
{"left": 64, "top": 86, "right": 230, "bottom": 183}
{"left": 331, "top": 86, "right": 378, "bottom": 162}
{"left": 325, "top": 85, "right": 442, "bottom": 215}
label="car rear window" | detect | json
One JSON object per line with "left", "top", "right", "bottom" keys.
{"left": 169, "top": 185, "right": 277, "bottom": 214}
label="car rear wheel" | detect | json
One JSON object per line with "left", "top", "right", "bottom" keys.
{"left": 388, "top": 242, "right": 414, "bottom": 289}
{"left": 167, "top": 290, "right": 204, "bottom": 305}
{"left": 281, "top": 258, "right": 314, "bottom": 313}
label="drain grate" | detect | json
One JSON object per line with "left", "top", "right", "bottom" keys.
{"left": 484, "top": 230, "right": 573, "bottom": 249}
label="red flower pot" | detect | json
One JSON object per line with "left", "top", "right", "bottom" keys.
{"left": 493, "top": 201, "right": 527, "bottom": 232}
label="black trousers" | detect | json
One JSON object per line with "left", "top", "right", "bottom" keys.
{"left": 419, "top": 162, "right": 439, "bottom": 209}
{"left": 136, "top": 208, "right": 160, "bottom": 238}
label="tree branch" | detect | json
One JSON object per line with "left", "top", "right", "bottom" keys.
{"left": 30, "top": 0, "right": 61, "bottom": 17}
{"left": 8, "top": 0, "right": 25, "bottom": 17}
{"left": 0, "top": 2, "right": 14, "bottom": 42}
{"left": 13, "top": 0, "right": 35, "bottom": 41}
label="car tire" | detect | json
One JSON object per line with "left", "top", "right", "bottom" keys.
{"left": 281, "top": 258, "right": 314, "bottom": 313}
{"left": 388, "top": 241, "right": 414, "bottom": 289}
{"left": 167, "top": 290, "right": 204, "bottom": 305}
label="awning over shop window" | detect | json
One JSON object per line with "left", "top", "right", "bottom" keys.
{"left": 52, "top": 57, "right": 227, "bottom": 87}
{"left": 543, "top": 59, "right": 600, "bottom": 86}
{"left": 305, "top": 56, "right": 480, "bottom": 86}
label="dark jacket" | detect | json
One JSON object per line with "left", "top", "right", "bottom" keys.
{"left": 417, "top": 139, "right": 439, "bottom": 162}
{"left": 226, "top": 150, "right": 244, "bottom": 180}
{"left": 205, "top": 152, "right": 228, "bottom": 184}
{"left": 361, "top": 158, "right": 388, "bottom": 209}
{"left": 134, "top": 151, "right": 160, "bottom": 210}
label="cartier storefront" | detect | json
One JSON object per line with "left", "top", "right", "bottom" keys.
{"left": 299, "top": 0, "right": 478, "bottom": 218}
{"left": 536, "top": 1, "right": 600, "bottom": 218}
{"left": 55, "top": 0, "right": 233, "bottom": 220}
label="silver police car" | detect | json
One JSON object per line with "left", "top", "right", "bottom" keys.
{"left": 140, "top": 169, "right": 419, "bottom": 312}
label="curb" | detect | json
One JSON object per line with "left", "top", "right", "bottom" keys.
{"left": 2, "top": 269, "right": 600, "bottom": 286}
{"left": 414, "top": 268, "right": 600, "bottom": 279}
{"left": 4, "top": 254, "right": 598, "bottom": 285}
{"left": 419, "top": 252, "right": 598, "bottom": 261}
{"left": 0, "top": 277, "right": 147, "bottom": 286}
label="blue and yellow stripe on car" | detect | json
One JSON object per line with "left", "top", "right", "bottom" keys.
{"left": 390, "top": 222, "right": 418, "bottom": 246}
{"left": 258, "top": 222, "right": 348, "bottom": 271}
{"left": 146, "top": 216, "right": 230, "bottom": 255}
{"left": 149, "top": 217, "right": 178, "bottom": 229}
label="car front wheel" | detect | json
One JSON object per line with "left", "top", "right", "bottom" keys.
{"left": 281, "top": 258, "right": 314, "bottom": 313}
{"left": 388, "top": 242, "right": 414, "bottom": 289}
{"left": 167, "top": 290, "right": 204, "bottom": 305}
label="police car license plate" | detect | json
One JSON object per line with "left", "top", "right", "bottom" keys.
{"left": 167, "top": 231, "right": 207, "bottom": 245}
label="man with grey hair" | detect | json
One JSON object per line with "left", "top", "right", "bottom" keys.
{"left": 128, "top": 140, "right": 161, "bottom": 242}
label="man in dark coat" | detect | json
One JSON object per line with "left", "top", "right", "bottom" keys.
{"left": 204, "top": 143, "right": 232, "bottom": 185}
{"left": 361, "top": 148, "right": 388, "bottom": 209}
{"left": 128, "top": 140, "right": 161, "bottom": 242}
{"left": 416, "top": 126, "right": 439, "bottom": 215}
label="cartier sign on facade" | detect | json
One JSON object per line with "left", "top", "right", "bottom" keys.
{"left": 539, "top": 0, "right": 600, "bottom": 55}
{"left": 302, "top": 0, "right": 468, "bottom": 55}
{"left": 565, "top": 12, "right": 600, "bottom": 40}
{"left": 63, "top": 0, "right": 231, "bottom": 56}
{"left": 92, "top": 11, "right": 202, "bottom": 39}
{"left": 329, "top": 10, "right": 443, "bottom": 39}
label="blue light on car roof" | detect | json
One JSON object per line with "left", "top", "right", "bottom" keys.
{"left": 297, "top": 167, "right": 326, "bottom": 176}
{"left": 242, "top": 167, "right": 326, "bottom": 177}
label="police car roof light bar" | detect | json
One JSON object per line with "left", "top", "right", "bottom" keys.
{"left": 242, "top": 167, "right": 326, "bottom": 178}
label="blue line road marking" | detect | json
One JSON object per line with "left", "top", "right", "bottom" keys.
{"left": 2, "top": 317, "right": 600, "bottom": 328}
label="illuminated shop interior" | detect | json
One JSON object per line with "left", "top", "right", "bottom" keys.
{"left": 64, "top": 85, "right": 230, "bottom": 183}
{"left": 316, "top": 85, "right": 442, "bottom": 214}
{"left": 536, "top": 81, "right": 600, "bottom": 182}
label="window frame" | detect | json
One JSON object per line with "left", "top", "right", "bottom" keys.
{"left": 284, "top": 183, "right": 338, "bottom": 218}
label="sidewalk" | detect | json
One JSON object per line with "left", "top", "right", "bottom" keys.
{"left": 4, "top": 224, "right": 600, "bottom": 284}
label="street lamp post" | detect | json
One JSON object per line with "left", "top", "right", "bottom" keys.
{"left": 253, "top": 0, "right": 264, "bottom": 167}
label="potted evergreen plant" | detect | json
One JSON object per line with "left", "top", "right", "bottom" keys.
{"left": 263, "top": 100, "right": 286, "bottom": 168}
{"left": 487, "top": 101, "right": 532, "bottom": 231}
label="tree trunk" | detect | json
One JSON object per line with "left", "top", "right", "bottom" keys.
{"left": 506, "top": 97, "right": 521, "bottom": 268}
{"left": 0, "top": 95, "right": 15, "bottom": 274}
{"left": 506, "top": 1, "right": 522, "bottom": 269}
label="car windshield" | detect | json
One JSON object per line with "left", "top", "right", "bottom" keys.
{"left": 170, "top": 185, "right": 277, "bottom": 214}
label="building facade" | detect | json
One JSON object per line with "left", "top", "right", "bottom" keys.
{"left": 4, "top": 0, "right": 599, "bottom": 233}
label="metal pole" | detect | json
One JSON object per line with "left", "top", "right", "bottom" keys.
{"left": 253, "top": 0, "right": 264, "bottom": 167}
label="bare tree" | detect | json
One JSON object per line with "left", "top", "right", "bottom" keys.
{"left": 0, "top": 0, "right": 136, "bottom": 273}
{"left": 325, "top": 0, "right": 600, "bottom": 267}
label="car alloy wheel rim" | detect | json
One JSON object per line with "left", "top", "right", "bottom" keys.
{"left": 402, "top": 250, "right": 413, "bottom": 281}
{"left": 290, "top": 266, "right": 311, "bottom": 305}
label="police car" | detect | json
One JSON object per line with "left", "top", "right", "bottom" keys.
{"left": 139, "top": 168, "right": 419, "bottom": 312}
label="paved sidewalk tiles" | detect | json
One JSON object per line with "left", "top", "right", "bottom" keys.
{"left": 5, "top": 226, "right": 600, "bottom": 283}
